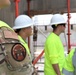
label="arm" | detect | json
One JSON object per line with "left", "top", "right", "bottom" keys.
{"left": 52, "top": 64, "right": 61, "bottom": 75}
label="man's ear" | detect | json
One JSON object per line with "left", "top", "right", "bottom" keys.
{"left": 0, "top": 0, "right": 11, "bottom": 8}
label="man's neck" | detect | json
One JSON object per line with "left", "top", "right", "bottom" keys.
{"left": 53, "top": 30, "right": 61, "bottom": 36}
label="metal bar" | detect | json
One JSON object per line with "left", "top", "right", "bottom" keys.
{"left": 14, "top": 0, "right": 20, "bottom": 17}
{"left": 67, "top": 0, "right": 71, "bottom": 54}
{"left": 33, "top": 50, "right": 44, "bottom": 65}
{"left": 27, "top": 0, "right": 31, "bottom": 49}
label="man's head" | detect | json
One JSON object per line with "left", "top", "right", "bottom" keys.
{"left": 0, "top": 0, "right": 11, "bottom": 8}
{"left": 50, "top": 14, "right": 66, "bottom": 32}
{"left": 13, "top": 15, "right": 33, "bottom": 38}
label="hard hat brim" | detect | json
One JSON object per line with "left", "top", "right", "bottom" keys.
{"left": 13, "top": 23, "right": 33, "bottom": 29}
{"left": 50, "top": 21, "right": 66, "bottom": 26}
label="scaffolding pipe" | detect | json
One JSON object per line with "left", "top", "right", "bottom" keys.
{"left": 33, "top": 50, "right": 44, "bottom": 65}
{"left": 14, "top": 0, "right": 20, "bottom": 17}
{"left": 27, "top": 0, "right": 31, "bottom": 48}
{"left": 67, "top": 0, "right": 71, "bottom": 54}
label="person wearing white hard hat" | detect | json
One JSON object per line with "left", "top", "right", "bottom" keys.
{"left": 44, "top": 14, "right": 66, "bottom": 75}
{"left": 13, "top": 15, "right": 33, "bottom": 38}
{"left": 12, "top": 14, "right": 38, "bottom": 75}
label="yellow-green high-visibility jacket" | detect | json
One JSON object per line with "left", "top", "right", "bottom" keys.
{"left": 63, "top": 49, "right": 75, "bottom": 72}
{"left": 18, "top": 35, "right": 31, "bottom": 57}
{"left": 0, "top": 20, "right": 13, "bottom": 30}
{"left": 44, "top": 32, "right": 65, "bottom": 75}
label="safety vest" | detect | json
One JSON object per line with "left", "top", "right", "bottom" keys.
{"left": 0, "top": 20, "right": 13, "bottom": 31}
{"left": 18, "top": 35, "right": 31, "bottom": 56}
{"left": 0, "top": 20, "right": 15, "bottom": 65}
{"left": 0, "top": 20, "right": 32, "bottom": 71}
{"left": 63, "top": 49, "right": 75, "bottom": 72}
{"left": 72, "top": 48, "right": 76, "bottom": 75}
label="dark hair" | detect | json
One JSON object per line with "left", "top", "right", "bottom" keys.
{"left": 58, "top": 23, "right": 66, "bottom": 27}
{"left": 51, "top": 25, "right": 57, "bottom": 30}
{"left": 15, "top": 29, "right": 21, "bottom": 33}
{"left": 51, "top": 23, "right": 66, "bottom": 29}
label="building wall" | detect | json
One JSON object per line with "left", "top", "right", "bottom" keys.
{"left": 0, "top": 0, "right": 28, "bottom": 27}
{"left": 0, "top": 0, "right": 76, "bottom": 27}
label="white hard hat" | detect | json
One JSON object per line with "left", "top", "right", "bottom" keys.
{"left": 13, "top": 15, "right": 33, "bottom": 29}
{"left": 50, "top": 14, "right": 66, "bottom": 26}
